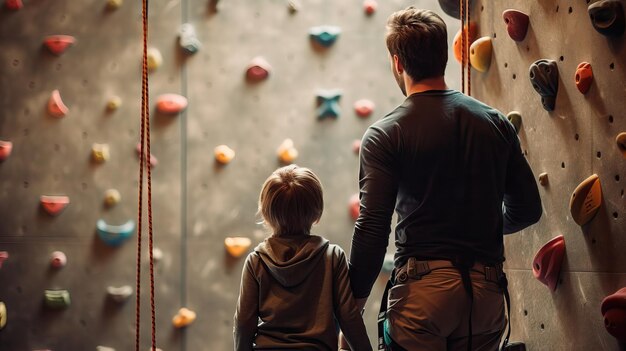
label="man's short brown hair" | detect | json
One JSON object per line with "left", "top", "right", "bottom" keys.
{"left": 386, "top": 7, "right": 448, "bottom": 82}
{"left": 258, "top": 165, "right": 323, "bottom": 236}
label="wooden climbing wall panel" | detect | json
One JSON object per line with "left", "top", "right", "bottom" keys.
{"left": 471, "top": 1, "right": 626, "bottom": 349}
{"left": 0, "top": 0, "right": 462, "bottom": 350}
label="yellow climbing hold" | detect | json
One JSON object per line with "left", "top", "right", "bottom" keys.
{"left": 469, "top": 37, "right": 493, "bottom": 73}
{"left": 569, "top": 174, "right": 602, "bottom": 226}
{"left": 107, "top": 96, "right": 122, "bottom": 111}
{"left": 92, "top": 143, "right": 110, "bottom": 163}
{"left": 147, "top": 48, "right": 163, "bottom": 71}
{"left": 0, "top": 302, "right": 6, "bottom": 330}
{"left": 224, "top": 237, "right": 252, "bottom": 258}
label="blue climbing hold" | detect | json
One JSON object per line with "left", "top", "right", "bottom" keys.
{"left": 316, "top": 89, "right": 342, "bottom": 119}
{"left": 96, "top": 219, "right": 135, "bottom": 246}
{"left": 309, "top": 25, "right": 341, "bottom": 48}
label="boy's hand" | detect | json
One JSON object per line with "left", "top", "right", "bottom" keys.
{"left": 338, "top": 330, "right": 350, "bottom": 350}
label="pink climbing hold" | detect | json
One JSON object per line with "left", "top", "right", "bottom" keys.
{"left": 43, "top": 35, "right": 76, "bottom": 56}
{"left": 352, "top": 139, "right": 361, "bottom": 154}
{"left": 354, "top": 99, "right": 375, "bottom": 118}
{"left": 349, "top": 194, "right": 360, "bottom": 221}
{"left": 50, "top": 251, "right": 67, "bottom": 269}
{"left": 48, "top": 90, "right": 68, "bottom": 118}
{"left": 245, "top": 56, "right": 272, "bottom": 82}
{"left": 156, "top": 94, "right": 188, "bottom": 114}
{"left": 136, "top": 143, "right": 158, "bottom": 168}
{"left": 532, "top": 235, "right": 565, "bottom": 291}
{"left": 5, "top": 0, "right": 23, "bottom": 10}
{"left": 40, "top": 195, "right": 70, "bottom": 216}
{"left": 601, "top": 287, "right": 626, "bottom": 342}
{"left": 0, "top": 141, "right": 12, "bottom": 161}
{"left": 363, "top": 0, "right": 377, "bottom": 15}
{"left": 0, "top": 251, "right": 8, "bottom": 269}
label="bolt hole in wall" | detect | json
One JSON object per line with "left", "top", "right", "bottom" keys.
{"left": 568, "top": 7, "right": 573, "bottom": 14}
{"left": 524, "top": 309, "right": 528, "bottom": 316}
{"left": 512, "top": 73, "right": 516, "bottom": 80}
{"left": 12, "top": 59, "right": 19, "bottom": 67}
{"left": 575, "top": 133, "right": 579, "bottom": 141}
{"left": 609, "top": 62, "right": 614, "bottom": 70}
{"left": 556, "top": 5, "right": 559, "bottom": 12}
{"left": 597, "top": 151, "right": 602, "bottom": 158}
{"left": 504, "top": 62, "right": 508, "bottom": 68}
{"left": 561, "top": 162, "right": 565, "bottom": 168}
{"left": 613, "top": 212, "right": 619, "bottom": 219}
{"left": 609, "top": 115, "right": 614, "bottom": 123}
{"left": 559, "top": 56, "right": 564, "bottom": 61}
{"left": 540, "top": 323, "right": 545, "bottom": 330}
{"left": 615, "top": 175, "right": 620, "bottom": 182}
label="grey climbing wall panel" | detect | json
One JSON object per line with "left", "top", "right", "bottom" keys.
{"left": 0, "top": 0, "right": 462, "bottom": 350}
{"left": 471, "top": 0, "right": 626, "bottom": 350}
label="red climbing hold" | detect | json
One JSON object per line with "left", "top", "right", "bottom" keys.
{"left": 349, "top": 194, "right": 360, "bottom": 221}
{"left": 43, "top": 35, "right": 76, "bottom": 56}
{"left": 5, "top": 0, "right": 23, "bottom": 10}
{"left": 363, "top": 0, "right": 377, "bottom": 15}
{"left": 532, "top": 235, "right": 565, "bottom": 291}
{"left": 502, "top": 9, "right": 530, "bottom": 42}
{"left": 575, "top": 62, "right": 593, "bottom": 94}
{"left": 0, "top": 251, "right": 8, "bottom": 269}
{"left": 48, "top": 90, "right": 68, "bottom": 118}
{"left": 0, "top": 141, "right": 12, "bottom": 161}
{"left": 353, "top": 99, "right": 375, "bottom": 118}
{"left": 245, "top": 57, "right": 271, "bottom": 82}
{"left": 156, "top": 94, "right": 188, "bottom": 114}
{"left": 601, "top": 287, "right": 626, "bottom": 341}
{"left": 40, "top": 195, "right": 70, "bottom": 216}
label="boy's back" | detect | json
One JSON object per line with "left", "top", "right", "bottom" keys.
{"left": 234, "top": 234, "right": 370, "bottom": 351}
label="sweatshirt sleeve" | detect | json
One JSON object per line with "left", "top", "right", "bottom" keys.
{"left": 350, "top": 126, "right": 398, "bottom": 298}
{"left": 502, "top": 131, "right": 543, "bottom": 234}
{"left": 333, "top": 247, "right": 373, "bottom": 351}
{"left": 233, "top": 254, "right": 259, "bottom": 351}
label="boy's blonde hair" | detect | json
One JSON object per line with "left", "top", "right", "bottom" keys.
{"left": 258, "top": 165, "right": 323, "bottom": 236}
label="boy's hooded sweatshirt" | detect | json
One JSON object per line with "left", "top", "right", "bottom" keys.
{"left": 234, "top": 234, "right": 372, "bottom": 351}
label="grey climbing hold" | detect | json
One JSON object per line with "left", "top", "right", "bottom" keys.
{"left": 44, "top": 289, "right": 71, "bottom": 309}
{"left": 179, "top": 23, "right": 201, "bottom": 54}
{"left": 107, "top": 285, "right": 133, "bottom": 303}
{"left": 438, "top": 0, "right": 475, "bottom": 19}
{"left": 588, "top": 0, "right": 625, "bottom": 37}
{"left": 529, "top": 59, "right": 559, "bottom": 111}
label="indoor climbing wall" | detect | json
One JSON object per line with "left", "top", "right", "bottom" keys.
{"left": 469, "top": 0, "right": 626, "bottom": 349}
{"left": 0, "top": 0, "right": 461, "bottom": 350}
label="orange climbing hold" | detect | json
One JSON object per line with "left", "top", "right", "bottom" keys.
{"left": 0, "top": 141, "right": 12, "bottom": 161}
{"left": 48, "top": 90, "right": 68, "bottom": 118}
{"left": 575, "top": 62, "right": 593, "bottom": 94}
{"left": 224, "top": 237, "right": 252, "bottom": 258}
{"left": 156, "top": 94, "right": 187, "bottom": 114}
{"left": 532, "top": 235, "right": 565, "bottom": 291}
{"left": 277, "top": 139, "right": 298, "bottom": 164}
{"left": 172, "top": 307, "right": 197, "bottom": 328}
{"left": 214, "top": 145, "right": 235, "bottom": 164}
{"left": 569, "top": 174, "right": 602, "bottom": 226}
{"left": 617, "top": 132, "right": 626, "bottom": 158}
{"left": 40, "top": 195, "right": 70, "bottom": 216}
{"left": 453, "top": 22, "right": 478, "bottom": 63}
{"left": 43, "top": 35, "right": 75, "bottom": 56}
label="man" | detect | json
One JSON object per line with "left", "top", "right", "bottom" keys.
{"left": 343, "top": 7, "right": 542, "bottom": 351}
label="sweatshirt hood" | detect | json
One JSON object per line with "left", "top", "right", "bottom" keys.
{"left": 255, "top": 235, "right": 329, "bottom": 288}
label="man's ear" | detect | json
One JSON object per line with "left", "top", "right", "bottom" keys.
{"left": 393, "top": 54, "right": 404, "bottom": 75}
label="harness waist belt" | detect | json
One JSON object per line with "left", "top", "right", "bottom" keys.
{"left": 395, "top": 258, "right": 504, "bottom": 284}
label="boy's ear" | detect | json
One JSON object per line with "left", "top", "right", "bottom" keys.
{"left": 393, "top": 54, "right": 404, "bottom": 75}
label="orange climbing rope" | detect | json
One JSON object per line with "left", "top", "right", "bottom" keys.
{"left": 136, "top": 0, "right": 157, "bottom": 348}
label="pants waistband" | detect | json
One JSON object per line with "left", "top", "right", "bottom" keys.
{"left": 395, "top": 258, "right": 504, "bottom": 284}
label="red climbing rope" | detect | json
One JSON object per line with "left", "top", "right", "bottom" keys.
{"left": 136, "top": 0, "right": 156, "bottom": 349}
{"left": 460, "top": 0, "right": 465, "bottom": 94}
{"left": 466, "top": 0, "right": 471, "bottom": 96}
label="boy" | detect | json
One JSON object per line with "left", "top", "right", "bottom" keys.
{"left": 234, "top": 165, "right": 372, "bottom": 351}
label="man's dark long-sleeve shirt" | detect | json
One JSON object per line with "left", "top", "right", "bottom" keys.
{"left": 349, "top": 90, "right": 542, "bottom": 298}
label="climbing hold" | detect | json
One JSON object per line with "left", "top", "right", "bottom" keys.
{"left": 107, "top": 285, "right": 133, "bottom": 303}
{"left": 532, "top": 235, "right": 565, "bottom": 291}
{"left": 48, "top": 90, "right": 69, "bottom": 118}
{"left": 277, "top": 139, "right": 298, "bottom": 164}
{"left": 506, "top": 111, "right": 522, "bottom": 134}
{"left": 381, "top": 253, "right": 395, "bottom": 274}
{"left": 469, "top": 37, "right": 493, "bottom": 72}
{"left": 172, "top": 307, "right": 196, "bottom": 328}
{"left": 179, "top": 23, "right": 201, "bottom": 54}
{"left": 502, "top": 9, "right": 530, "bottom": 42}
{"left": 287, "top": 0, "right": 299, "bottom": 13}
{"left": 575, "top": 62, "right": 593, "bottom": 94}
{"left": 0, "top": 301, "right": 5, "bottom": 330}
{"left": 353, "top": 99, "right": 375, "bottom": 118}
{"left": 44, "top": 289, "right": 71, "bottom": 309}
{"left": 40, "top": 195, "right": 70, "bottom": 216}
{"left": 309, "top": 25, "right": 341, "bottom": 48}
{"left": 245, "top": 56, "right": 272, "bottom": 82}
{"left": 43, "top": 35, "right": 75, "bottom": 56}
{"left": 0, "top": 140, "right": 12, "bottom": 161}
{"left": 352, "top": 139, "right": 361, "bottom": 154}
{"left": 156, "top": 94, "right": 188, "bottom": 114}
{"left": 538, "top": 173, "right": 549, "bottom": 187}
{"left": 570, "top": 174, "right": 602, "bottom": 226}
{"left": 617, "top": 132, "right": 626, "bottom": 158}
{"left": 349, "top": 194, "right": 360, "bottom": 221}
{"left": 5, "top": 0, "right": 22, "bottom": 10}
{"left": 601, "top": 287, "right": 626, "bottom": 342}
{"left": 363, "top": 0, "right": 377, "bottom": 15}
{"left": 104, "top": 189, "right": 121, "bottom": 207}
{"left": 588, "top": 0, "right": 625, "bottom": 37}
{"left": 224, "top": 237, "right": 251, "bottom": 258}
{"left": 106, "top": 96, "right": 122, "bottom": 111}
{"left": 316, "top": 89, "right": 342, "bottom": 119}
{"left": 214, "top": 145, "right": 235, "bottom": 164}
{"left": 0, "top": 251, "right": 8, "bottom": 269}
{"left": 147, "top": 48, "right": 163, "bottom": 71}
{"left": 529, "top": 59, "right": 559, "bottom": 112}
{"left": 453, "top": 22, "right": 478, "bottom": 63}
{"left": 96, "top": 219, "right": 135, "bottom": 246}
{"left": 106, "top": 0, "right": 122, "bottom": 10}
{"left": 50, "top": 251, "right": 67, "bottom": 269}
{"left": 438, "top": 0, "right": 475, "bottom": 19}
{"left": 91, "top": 143, "right": 110, "bottom": 163}
{"left": 136, "top": 143, "right": 158, "bottom": 168}
{"left": 97, "top": 346, "right": 116, "bottom": 351}
{"left": 152, "top": 247, "right": 163, "bottom": 261}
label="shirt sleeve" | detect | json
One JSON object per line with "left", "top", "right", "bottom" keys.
{"left": 349, "top": 125, "right": 399, "bottom": 298}
{"left": 502, "top": 131, "right": 543, "bottom": 234}
{"left": 332, "top": 247, "right": 373, "bottom": 351}
{"left": 233, "top": 254, "right": 259, "bottom": 351}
